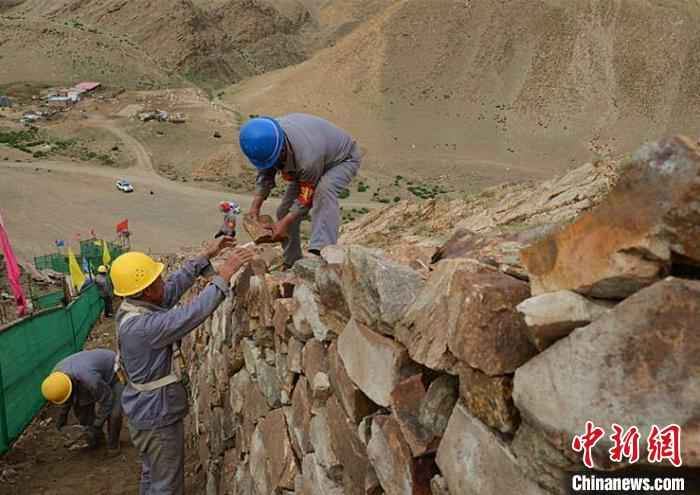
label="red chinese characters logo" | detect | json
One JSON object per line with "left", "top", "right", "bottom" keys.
{"left": 647, "top": 424, "right": 682, "bottom": 467}
{"left": 572, "top": 422, "right": 683, "bottom": 469}
{"left": 609, "top": 424, "right": 641, "bottom": 464}
{"left": 572, "top": 421, "right": 606, "bottom": 469}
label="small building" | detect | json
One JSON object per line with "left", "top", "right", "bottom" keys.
{"left": 73, "top": 82, "right": 101, "bottom": 93}
{"left": 47, "top": 95, "right": 79, "bottom": 107}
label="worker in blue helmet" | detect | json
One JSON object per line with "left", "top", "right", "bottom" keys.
{"left": 239, "top": 114, "right": 361, "bottom": 268}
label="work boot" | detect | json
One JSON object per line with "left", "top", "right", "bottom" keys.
{"left": 85, "top": 426, "right": 105, "bottom": 449}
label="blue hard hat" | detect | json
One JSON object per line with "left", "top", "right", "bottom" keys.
{"left": 239, "top": 117, "right": 285, "bottom": 170}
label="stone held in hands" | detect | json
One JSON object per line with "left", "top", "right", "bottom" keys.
{"left": 244, "top": 214, "right": 286, "bottom": 244}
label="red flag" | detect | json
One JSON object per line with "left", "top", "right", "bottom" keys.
{"left": 0, "top": 213, "right": 28, "bottom": 316}
{"left": 116, "top": 219, "right": 129, "bottom": 233}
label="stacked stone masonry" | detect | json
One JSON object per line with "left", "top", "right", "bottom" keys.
{"left": 181, "top": 136, "right": 700, "bottom": 495}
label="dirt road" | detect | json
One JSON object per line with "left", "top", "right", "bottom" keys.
{"left": 0, "top": 113, "right": 377, "bottom": 260}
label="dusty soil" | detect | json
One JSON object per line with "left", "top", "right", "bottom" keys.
{"left": 0, "top": 316, "right": 205, "bottom": 495}
{"left": 223, "top": 0, "right": 700, "bottom": 190}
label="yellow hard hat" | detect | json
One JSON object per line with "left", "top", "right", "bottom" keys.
{"left": 41, "top": 371, "right": 73, "bottom": 405}
{"left": 110, "top": 252, "right": 164, "bottom": 297}
{"left": 98, "top": 265, "right": 108, "bottom": 273}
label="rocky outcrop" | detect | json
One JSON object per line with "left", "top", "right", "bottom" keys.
{"left": 514, "top": 277, "right": 700, "bottom": 469}
{"left": 180, "top": 137, "right": 696, "bottom": 495}
{"left": 521, "top": 136, "right": 700, "bottom": 299}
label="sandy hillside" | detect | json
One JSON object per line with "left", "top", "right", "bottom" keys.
{"left": 0, "top": 15, "right": 176, "bottom": 89}
{"left": 1, "top": 0, "right": 376, "bottom": 88}
{"left": 223, "top": 0, "right": 700, "bottom": 188}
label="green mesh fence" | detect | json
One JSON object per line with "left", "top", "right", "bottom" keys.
{"left": 34, "top": 253, "right": 69, "bottom": 273}
{"left": 33, "top": 242, "right": 125, "bottom": 275}
{"left": 0, "top": 284, "right": 103, "bottom": 454}
{"left": 32, "top": 291, "right": 65, "bottom": 311}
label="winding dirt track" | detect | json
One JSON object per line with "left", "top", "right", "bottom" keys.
{"left": 0, "top": 114, "right": 376, "bottom": 260}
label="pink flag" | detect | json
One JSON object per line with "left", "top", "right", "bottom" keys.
{"left": 0, "top": 213, "right": 28, "bottom": 317}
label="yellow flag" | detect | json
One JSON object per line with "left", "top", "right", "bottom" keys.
{"left": 68, "top": 248, "right": 86, "bottom": 290}
{"left": 102, "top": 240, "right": 112, "bottom": 266}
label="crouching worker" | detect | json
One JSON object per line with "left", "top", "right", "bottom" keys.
{"left": 41, "top": 349, "right": 124, "bottom": 450}
{"left": 240, "top": 113, "right": 361, "bottom": 268}
{"left": 110, "top": 237, "right": 254, "bottom": 495}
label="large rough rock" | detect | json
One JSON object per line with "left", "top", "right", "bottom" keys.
{"left": 229, "top": 368, "right": 270, "bottom": 452}
{"left": 328, "top": 341, "right": 378, "bottom": 424}
{"left": 289, "top": 376, "right": 314, "bottom": 459}
{"left": 418, "top": 375, "right": 459, "bottom": 438}
{"left": 342, "top": 246, "right": 425, "bottom": 336}
{"left": 511, "top": 421, "right": 574, "bottom": 495}
{"left": 457, "top": 365, "right": 519, "bottom": 434}
{"left": 292, "top": 284, "right": 331, "bottom": 342}
{"left": 246, "top": 273, "right": 277, "bottom": 328}
{"left": 321, "top": 245, "right": 346, "bottom": 265}
{"left": 516, "top": 290, "right": 612, "bottom": 350}
{"left": 390, "top": 375, "right": 440, "bottom": 457}
{"left": 257, "top": 358, "right": 282, "bottom": 408}
{"left": 293, "top": 258, "right": 323, "bottom": 285}
{"left": 326, "top": 396, "right": 373, "bottom": 495}
{"left": 514, "top": 278, "right": 700, "bottom": 469}
{"left": 396, "top": 259, "right": 488, "bottom": 371}
{"left": 316, "top": 261, "right": 351, "bottom": 335}
{"left": 338, "top": 319, "right": 417, "bottom": 407}
{"left": 288, "top": 337, "right": 304, "bottom": 373}
{"left": 436, "top": 403, "right": 547, "bottom": 495}
{"left": 398, "top": 258, "right": 535, "bottom": 375}
{"left": 310, "top": 407, "right": 343, "bottom": 482}
{"left": 250, "top": 424, "right": 270, "bottom": 495}
{"left": 274, "top": 298, "right": 297, "bottom": 341}
{"left": 521, "top": 136, "right": 700, "bottom": 298}
{"left": 447, "top": 269, "right": 535, "bottom": 375}
{"left": 301, "top": 453, "right": 344, "bottom": 495}
{"left": 390, "top": 374, "right": 458, "bottom": 457}
{"left": 260, "top": 408, "right": 299, "bottom": 491}
{"left": 302, "top": 339, "right": 329, "bottom": 384}
{"left": 367, "top": 415, "right": 435, "bottom": 495}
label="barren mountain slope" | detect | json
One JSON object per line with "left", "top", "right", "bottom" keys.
{"left": 223, "top": 0, "right": 700, "bottom": 185}
{"left": 2, "top": 0, "right": 385, "bottom": 87}
{"left": 0, "top": 15, "right": 175, "bottom": 88}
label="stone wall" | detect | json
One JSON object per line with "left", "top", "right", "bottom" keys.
{"left": 181, "top": 136, "right": 700, "bottom": 495}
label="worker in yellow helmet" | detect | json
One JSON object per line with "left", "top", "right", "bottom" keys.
{"left": 41, "top": 349, "right": 123, "bottom": 450}
{"left": 111, "top": 236, "right": 254, "bottom": 495}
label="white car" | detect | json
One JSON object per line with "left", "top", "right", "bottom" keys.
{"left": 116, "top": 179, "right": 134, "bottom": 193}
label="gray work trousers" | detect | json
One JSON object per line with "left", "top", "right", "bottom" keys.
{"left": 128, "top": 419, "right": 185, "bottom": 495}
{"left": 277, "top": 145, "right": 361, "bottom": 267}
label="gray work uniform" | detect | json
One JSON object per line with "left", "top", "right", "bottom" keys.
{"left": 54, "top": 349, "right": 123, "bottom": 448}
{"left": 116, "top": 256, "right": 229, "bottom": 495}
{"left": 95, "top": 273, "right": 114, "bottom": 316}
{"left": 255, "top": 113, "right": 361, "bottom": 266}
